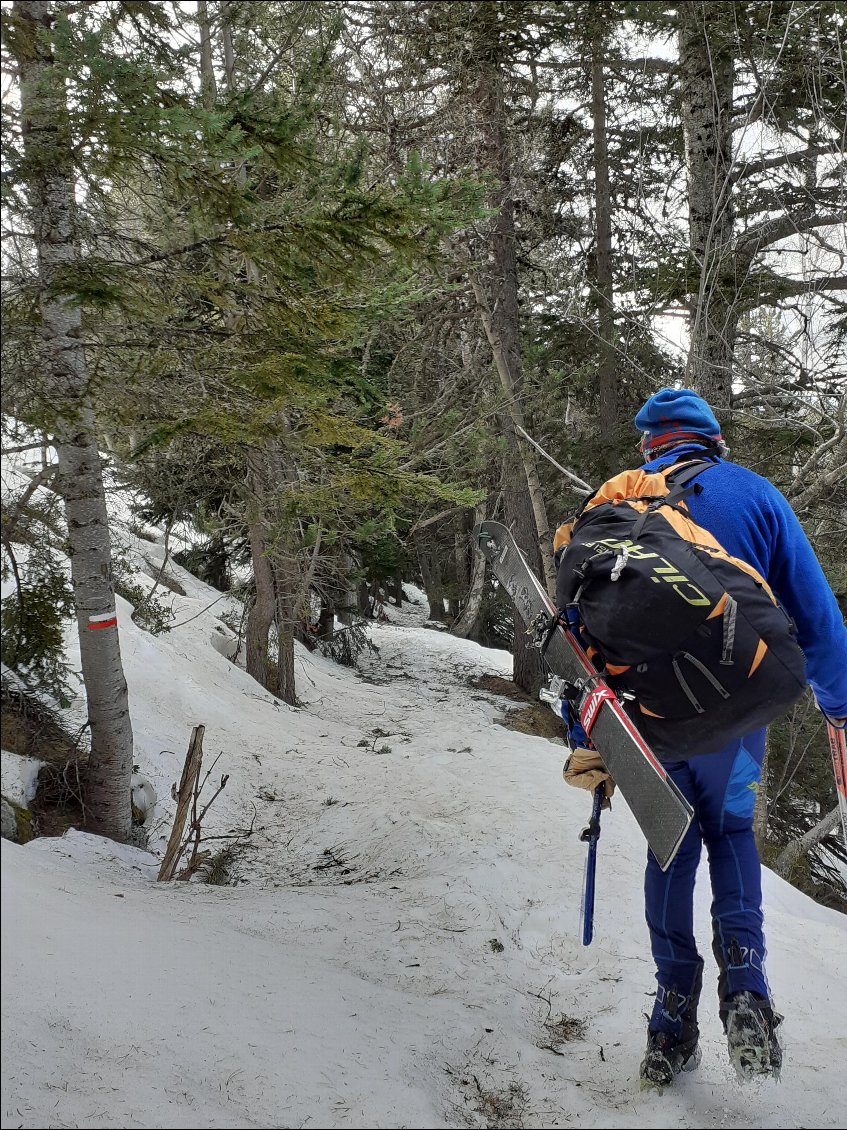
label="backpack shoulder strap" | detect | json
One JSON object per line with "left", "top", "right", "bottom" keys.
{"left": 662, "top": 459, "right": 719, "bottom": 504}
{"left": 630, "top": 460, "right": 719, "bottom": 540}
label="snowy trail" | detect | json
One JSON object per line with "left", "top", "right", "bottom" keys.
{"left": 3, "top": 561, "right": 847, "bottom": 1129}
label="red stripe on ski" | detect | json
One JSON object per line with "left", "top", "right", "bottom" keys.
{"left": 558, "top": 614, "right": 669, "bottom": 779}
{"left": 534, "top": 579, "right": 671, "bottom": 781}
{"left": 826, "top": 722, "right": 847, "bottom": 846}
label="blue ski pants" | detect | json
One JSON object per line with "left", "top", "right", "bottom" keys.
{"left": 645, "top": 729, "right": 770, "bottom": 1036}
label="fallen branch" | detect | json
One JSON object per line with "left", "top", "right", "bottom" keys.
{"left": 773, "top": 806, "right": 842, "bottom": 880}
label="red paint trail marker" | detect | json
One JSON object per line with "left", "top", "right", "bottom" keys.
{"left": 88, "top": 611, "right": 117, "bottom": 631}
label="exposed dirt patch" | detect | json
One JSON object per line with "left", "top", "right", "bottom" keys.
{"left": 30, "top": 760, "right": 87, "bottom": 837}
{"left": 469, "top": 673, "right": 533, "bottom": 703}
{"left": 470, "top": 674, "right": 563, "bottom": 742}
{"left": 1, "top": 682, "right": 87, "bottom": 837}
{"left": 499, "top": 703, "right": 563, "bottom": 742}
{"left": 1, "top": 684, "right": 83, "bottom": 768}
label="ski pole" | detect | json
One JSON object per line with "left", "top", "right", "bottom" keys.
{"left": 579, "top": 782, "right": 605, "bottom": 946}
{"left": 826, "top": 721, "right": 847, "bottom": 847}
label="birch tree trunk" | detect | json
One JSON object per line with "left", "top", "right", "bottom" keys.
{"left": 678, "top": 2, "right": 737, "bottom": 419}
{"left": 13, "top": 0, "right": 133, "bottom": 841}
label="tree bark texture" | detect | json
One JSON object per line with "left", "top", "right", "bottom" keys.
{"left": 469, "top": 271, "right": 557, "bottom": 598}
{"left": 416, "top": 533, "right": 448, "bottom": 621}
{"left": 244, "top": 448, "right": 299, "bottom": 706}
{"left": 245, "top": 454, "right": 276, "bottom": 688}
{"left": 197, "top": 0, "right": 217, "bottom": 109}
{"left": 158, "top": 725, "right": 205, "bottom": 881}
{"left": 273, "top": 545, "right": 298, "bottom": 707}
{"left": 590, "top": 32, "right": 619, "bottom": 468}
{"left": 451, "top": 506, "right": 488, "bottom": 641}
{"left": 468, "top": 4, "right": 547, "bottom": 692}
{"left": 14, "top": 0, "right": 134, "bottom": 841}
{"left": 678, "top": 2, "right": 737, "bottom": 419}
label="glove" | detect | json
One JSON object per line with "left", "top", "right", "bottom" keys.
{"left": 563, "top": 746, "right": 615, "bottom": 808}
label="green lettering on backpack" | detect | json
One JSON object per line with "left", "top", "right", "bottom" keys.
{"left": 671, "top": 583, "right": 710, "bottom": 607}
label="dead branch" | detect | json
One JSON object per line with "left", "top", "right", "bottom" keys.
{"left": 158, "top": 724, "right": 205, "bottom": 881}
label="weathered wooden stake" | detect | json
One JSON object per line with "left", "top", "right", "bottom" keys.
{"left": 157, "top": 725, "right": 205, "bottom": 882}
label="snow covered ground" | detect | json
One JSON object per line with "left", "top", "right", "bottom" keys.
{"left": 2, "top": 519, "right": 847, "bottom": 1129}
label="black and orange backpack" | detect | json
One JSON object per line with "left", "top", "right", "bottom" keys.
{"left": 553, "top": 460, "right": 807, "bottom": 758}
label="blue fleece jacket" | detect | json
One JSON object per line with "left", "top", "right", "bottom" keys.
{"left": 642, "top": 445, "right": 847, "bottom": 718}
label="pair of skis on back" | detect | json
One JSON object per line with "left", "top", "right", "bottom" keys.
{"left": 475, "top": 520, "right": 847, "bottom": 945}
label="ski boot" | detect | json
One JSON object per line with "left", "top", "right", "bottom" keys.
{"left": 723, "top": 991, "right": 783, "bottom": 1082}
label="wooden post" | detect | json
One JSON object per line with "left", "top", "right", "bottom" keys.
{"left": 158, "top": 725, "right": 205, "bottom": 881}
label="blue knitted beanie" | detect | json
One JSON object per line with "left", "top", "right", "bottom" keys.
{"left": 634, "top": 387, "right": 723, "bottom": 458}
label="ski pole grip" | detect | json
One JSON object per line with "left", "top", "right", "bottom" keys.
{"left": 579, "top": 783, "right": 605, "bottom": 842}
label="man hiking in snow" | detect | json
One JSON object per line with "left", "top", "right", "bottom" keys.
{"left": 557, "top": 387, "right": 847, "bottom": 1087}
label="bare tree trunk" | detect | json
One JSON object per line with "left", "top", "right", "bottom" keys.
{"left": 773, "top": 806, "right": 841, "bottom": 879}
{"left": 416, "top": 534, "right": 448, "bottom": 621}
{"left": 451, "top": 512, "right": 471, "bottom": 620}
{"left": 451, "top": 506, "right": 487, "bottom": 641}
{"left": 220, "top": 9, "right": 298, "bottom": 704}
{"left": 317, "top": 601, "right": 335, "bottom": 639}
{"left": 13, "top": 0, "right": 133, "bottom": 841}
{"left": 678, "top": 2, "right": 737, "bottom": 419}
{"left": 469, "top": 272, "right": 556, "bottom": 597}
{"left": 454, "top": 513, "right": 470, "bottom": 598}
{"left": 391, "top": 571, "right": 403, "bottom": 606}
{"left": 197, "top": 0, "right": 217, "bottom": 110}
{"left": 590, "top": 31, "right": 618, "bottom": 471}
{"left": 274, "top": 550, "right": 297, "bottom": 707}
{"left": 466, "top": 5, "right": 547, "bottom": 694}
{"left": 245, "top": 456, "right": 275, "bottom": 688}
{"left": 221, "top": 0, "right": 236, "bottom": 86}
